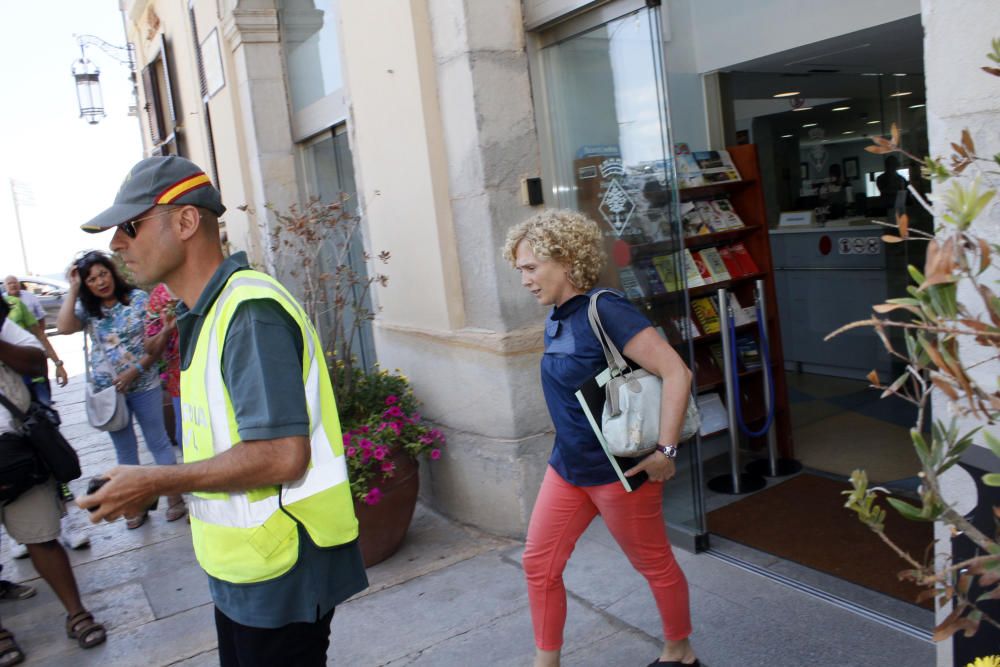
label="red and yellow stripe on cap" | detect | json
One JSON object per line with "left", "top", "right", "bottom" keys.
{"left": 157, "top": 172, "right": 210, "bottom": 205}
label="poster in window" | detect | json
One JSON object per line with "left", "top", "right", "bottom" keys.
{"left": 200, "top": 29, "right": 225, "bottom": 98}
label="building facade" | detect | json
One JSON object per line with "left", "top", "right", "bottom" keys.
{"left": 120, "top": 2, "right": 999, "bottom": 660}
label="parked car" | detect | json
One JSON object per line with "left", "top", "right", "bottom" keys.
{"left": 1, "top": 276, "right": 69, "bottom": 331}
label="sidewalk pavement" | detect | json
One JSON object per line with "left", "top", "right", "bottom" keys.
{"left": 0, "top": 337, "right": 935, "bottom": 666}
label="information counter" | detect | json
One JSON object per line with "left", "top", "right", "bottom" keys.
{"left": 770, "top": 218, "right": 896, "bottom": 379}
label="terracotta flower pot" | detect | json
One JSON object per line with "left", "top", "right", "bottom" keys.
{"left": 353, "top": 448, "right": 420, "bottom": 567}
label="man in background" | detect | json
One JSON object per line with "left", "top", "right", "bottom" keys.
{"left": 4, "top": 277, "right": 45, "bottom": 330}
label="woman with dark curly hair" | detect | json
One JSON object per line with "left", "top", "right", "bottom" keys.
{"left": 503, "top": 210, "right": 700, "bottom": 667}
{"left": 56, "top": 251, "right": 186, "bottom": 528}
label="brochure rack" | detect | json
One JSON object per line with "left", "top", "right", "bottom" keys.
{"left": 613, "top": 144, "right": 794, "bottom": 466}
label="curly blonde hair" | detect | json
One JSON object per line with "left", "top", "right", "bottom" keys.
{"left": 502, "top": 209, "right": 606, "bottom": 291}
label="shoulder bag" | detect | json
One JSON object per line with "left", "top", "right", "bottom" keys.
{"left": 0, "top": 390, "right": 79, "bottom": 487}
{"left": 83, "top": 326, "right": 130, "bottom": 432}
{"left": 587, "top": 290, "right": 700, "bottom": 458}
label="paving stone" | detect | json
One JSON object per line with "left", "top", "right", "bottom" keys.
{"left": 357, "top": 504, "right": 515, "bottom": 599}
{"left": 331, "top": 553, "right": 530, "bottom": 666}
{"left": 1, "top": 581, "right": 154, "bottom": 665}
{"left": 166, "top": 650, "right": 219, "bottom": 667}
{"left": 374, "top": 595, "right": 623, "bottom": 667}
{"left": 43, "top": 603, "right": 218, "bottom": 667}
{"left": 562, "top": 628, "right": 665, "bottom": 667}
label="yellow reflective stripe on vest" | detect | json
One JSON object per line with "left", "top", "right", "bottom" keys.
{"left": 181, "top": 270, "right": 358, "bottom": 583}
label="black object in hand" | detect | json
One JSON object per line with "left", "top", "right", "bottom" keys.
{"left": 85, "top": 477, "right": 109, "bottom": 512}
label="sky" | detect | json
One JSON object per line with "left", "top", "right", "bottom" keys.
{"left": 0, "top": 2, "right": 143, "bottom": 279}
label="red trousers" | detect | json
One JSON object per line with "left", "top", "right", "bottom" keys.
{"left": 523, "top": 466, "right": 692, "bottom": 650}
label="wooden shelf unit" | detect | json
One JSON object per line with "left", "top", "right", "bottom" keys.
{"left": 617, "top": 145, "right": 792, "bottom": 456}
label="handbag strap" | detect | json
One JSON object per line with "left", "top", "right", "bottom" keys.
{"left": 82, "top": 320, "right": 117, "bottom": 383}
{"left": 586, "top": 290, "right": 632, "bottom": 376}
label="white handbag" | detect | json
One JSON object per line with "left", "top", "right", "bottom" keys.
{"left": 587, "top": 290, "right": 700, "bottom": 458}
{"left": 83, "top": 330, "right": 130, "bottom": 432}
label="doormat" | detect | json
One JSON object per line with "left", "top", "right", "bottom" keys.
{"left": 707, "top": 473, "right": 933, "bottom": 609}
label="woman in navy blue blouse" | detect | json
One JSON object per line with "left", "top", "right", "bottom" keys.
{"left": 503, "top": 209, "right": 700, "bottom": 667}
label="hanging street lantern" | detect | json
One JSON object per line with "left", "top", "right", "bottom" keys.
{"left": 71, "top": 35, "right": 135, "bottom": 126}
{"left": 72, "top": 46, "right": 105, "bottom": 125}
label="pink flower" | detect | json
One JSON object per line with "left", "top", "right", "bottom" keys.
{"left": 342, "top": 433, "right": 352, "bottom": 446}
{"left": 360, "top": 449, "right": 372, "bottom": 463}
{"left": 387, "top": 422, "right": 401, "bottom": 436}
{"left": 429, "top": 429, "right": 443, "bottom": 441}
{"left": 358, "top": 438, "right": 373, "bottom": 451}
{"left": 363, "top": 488, "right": 383, "bottom": 505}
{"left": 359, "top": 425, "right": 370, "bottom": 434}
{"left": 385, "top": 395, "right": 399, "bottom": 406}
{"left": 381, "top": 461, "right": 395, "bottom": 473}
{"left": 419, "top": 435, "right": 434, "bottom": 446}
{"left": 430, "top": 449, "right": 442, "bottom": 460}
{"left": 374, "top": 445, "right": 389, "bottom": 461}
{"left": 346, "top": 446, "right": 357, "bottom": 457}
{"left": 383, "top": 406, "right": 404, "bottom": 418}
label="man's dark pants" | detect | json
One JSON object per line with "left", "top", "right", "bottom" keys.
{"left": 215, "top": 606, "right": 335, "bottom": 667}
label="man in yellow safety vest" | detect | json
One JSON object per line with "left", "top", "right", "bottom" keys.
{"left": 78, "top": 156, "right": 367, "bottom": 666}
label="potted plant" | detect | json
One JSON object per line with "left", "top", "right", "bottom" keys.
{"left": 336, "top": 364, "right": 444, "bottom": 565}
{"left": 268, "top": 197, "right": 445, "bottom": 567}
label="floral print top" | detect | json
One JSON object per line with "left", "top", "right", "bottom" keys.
{"left": 144, "top": 283, "right": 180, "bottom": 398}
{"left": 77, "top": 289, "right": 160, "bottom": 394}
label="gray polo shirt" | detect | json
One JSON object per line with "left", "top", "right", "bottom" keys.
{"left": 177, "top": 252, "right": 367, "bottom": 628}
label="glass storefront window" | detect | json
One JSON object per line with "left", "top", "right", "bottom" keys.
{"left": 301, "top": 127, "right": 374, "bottom": 370}
{"left": 279, "top": 0, "right": 344, "bottom": 113}
{"left": 539, "top": 7, "right": 705, "bottom": 541}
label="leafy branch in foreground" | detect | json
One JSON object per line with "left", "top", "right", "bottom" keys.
{"left": 830, "top": 43, "right": 1000, "bottom": 641}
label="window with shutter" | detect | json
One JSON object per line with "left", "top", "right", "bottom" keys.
{"left": 140, "top": 34, "right": 183, "bottom": 156}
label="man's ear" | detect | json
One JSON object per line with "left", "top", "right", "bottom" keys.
{"left": 175, "top": 205, "right": 202, "bottom": 241}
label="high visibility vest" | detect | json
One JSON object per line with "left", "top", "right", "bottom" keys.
{"left": 180, "top": 270, "right": 358, "bottom": 584}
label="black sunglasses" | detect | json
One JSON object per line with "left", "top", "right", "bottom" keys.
{"left": 117, "top": 207, "right": 176, "bottom": 239}
{"left": 74, "top": 250, "right": 106, "bottom": 270}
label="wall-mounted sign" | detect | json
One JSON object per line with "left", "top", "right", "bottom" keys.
{"left": 838, "top": 237, "right": 881, "bottom": 255}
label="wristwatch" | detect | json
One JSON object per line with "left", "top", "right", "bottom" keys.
{"left": 53, "top": 360, "right": 64, "bottom": 367}
{"left": 656, "top": 444, "right": 678, "bottom": 459}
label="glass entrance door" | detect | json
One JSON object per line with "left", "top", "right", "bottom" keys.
{"left": 537, "top": 5, "right": 706, "bottom": 548}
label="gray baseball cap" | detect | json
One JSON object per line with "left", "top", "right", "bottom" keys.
{"left": 81, "top": 155, "right": 226, "bottom": 233}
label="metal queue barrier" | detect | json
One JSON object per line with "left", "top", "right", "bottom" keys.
{"left": 706, "top": 287, "right": 767, "bottom": 495}
{"left": 745, "top": 280, "right": 802, "bottom": 479}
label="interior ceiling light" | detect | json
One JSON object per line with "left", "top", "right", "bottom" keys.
{"left": 909, "top": 103, "right": 925, "bottom": 108}
{"left": 893, "top": 73, "right": 907, "bottom": 77}
{"left": 889, "top": 91, "right": 912, "bottom": 97}
{"left": 832, "top": 106, "right": 850, "bottom": 111}
{"left": 842, "top": 131, "right": 855, "bottom": 135}
{"left": 792, "top": 106, "right": 813, "bottom": 112}
{"left": 772, "top": 91, "right": 800, "bottom": 98}
{"left": 861, "top": 72, "right": 880, "bottom": 76}
{"left": 866, "top": 119, "right": 881, "bottom": 125}
{"left": 780, "top": 134, "right": 794, "bottom": 138}
{"left": 802, "top": 123, "right": 817, "bottom": 128}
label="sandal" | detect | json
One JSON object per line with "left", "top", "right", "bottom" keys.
{"left": 0, "top": 629, "right": 24, "bottom": 666}
{"left": 125, "top": 512, "right": 148, "bottom": 530}
{"left": 66, "top": 610, "right": 107, "bottom": 649}
{"left": 165, "top": 497, "right": 187, "bottom": 522}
